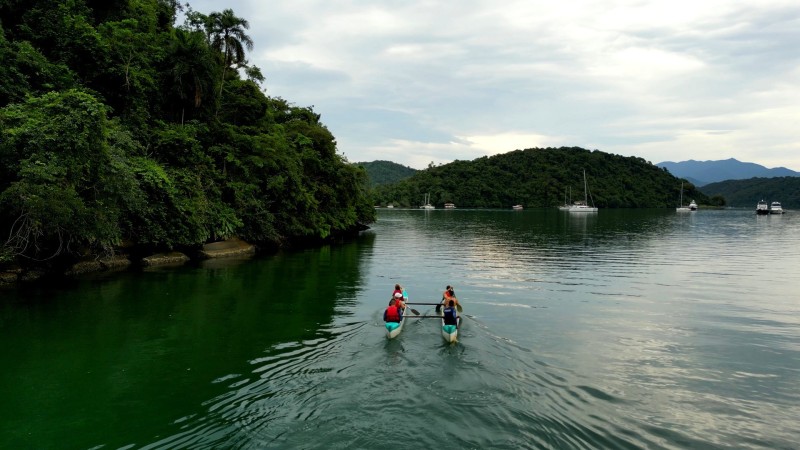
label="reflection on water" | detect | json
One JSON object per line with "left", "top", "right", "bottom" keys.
{"left": 1, "top": 209, "right": 798, "bottom": 449}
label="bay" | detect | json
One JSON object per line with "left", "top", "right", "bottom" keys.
{"left": 1, "top": 208, "right": 798, "bottom": 449}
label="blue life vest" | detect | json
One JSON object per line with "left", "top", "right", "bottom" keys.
{"left": 443, "top": 307, "right": 457, "bottom": 325}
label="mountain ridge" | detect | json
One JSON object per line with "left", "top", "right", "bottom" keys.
{"left": 656, "top": 158, "right": 800, "bottom": 186}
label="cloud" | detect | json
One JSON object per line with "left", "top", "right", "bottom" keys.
{"left": 185, "top": 0, "right": 800, "bottom": 170}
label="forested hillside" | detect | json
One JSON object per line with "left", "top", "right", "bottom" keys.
{"left": 356, "top": 160, "right": 418, "bottom": 186}
{"left": 0, "top": 0, "right": 374, "bottom": 270}
{"left": 373, "top": 147, "right": 715, "bottom": 209}
{"left": 700, "top": 177, "right": 800, "bottom": 208}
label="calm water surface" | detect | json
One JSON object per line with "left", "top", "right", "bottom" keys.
{"left": 1, "top": 209, "right": 798, "bottom": 449}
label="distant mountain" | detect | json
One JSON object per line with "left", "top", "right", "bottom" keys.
{"left": 656, "top": 158, "right": 800, "bottom": 186}
{"left": 355, "top": 160, "right": 418, "bottom": 186}
{"left": 700, "top": 177, "right": 800, "bottom": 209}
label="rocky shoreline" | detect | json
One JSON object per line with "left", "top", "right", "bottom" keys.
{"left": 1, "top": 238, "right": 257, "bottom": 287}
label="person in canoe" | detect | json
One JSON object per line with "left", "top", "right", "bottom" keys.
{"left": 442, "top": 285, "right": 459, "bottom": 308}
{"left": 390, "top": 284, "right": 406, "bottom": 308}
{"left": 384, "top": 298, "right": 403, "bottom": 323}
{"left": 392, "top": 284, "right": 405, "bottom": 300}
{"left": 442, "top": 300, "right": 458, "bottom": 326}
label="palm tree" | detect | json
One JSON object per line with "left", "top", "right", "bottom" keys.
{"left": 168, "top": 28, "right": 217, "bottom": 123}
{"left": 206, "top": 9, "right": 254, "bottom": 106}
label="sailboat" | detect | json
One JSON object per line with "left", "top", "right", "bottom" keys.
{"left": 568, "top": 170, "right": 598, "bottom": 212}
{"left": 558, "top": 186, "right": 572, "bottom": 211}
{"left": 420, "top": 193, "right": 434, "bottom": 209}
{"left": 676, "top": 182, "right": 691, "bottom": 212}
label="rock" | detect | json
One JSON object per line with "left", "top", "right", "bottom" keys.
{"left": 198, "top": 237, "right": 255, "bottom": 259}
{"left": 64, "top": 261, "right": 104, "bottom": 276}
{"left": 0, "top": 272, "right": 18, "bottom": 285}
{"left": 100, "top": 255, "right": 132, "bottom": 270}
{"left": 141, "top": 252, "right": 190, "bottom": 267}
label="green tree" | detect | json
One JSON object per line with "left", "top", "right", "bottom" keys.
{"left": 206, "top": 9, "right": 253, "bottom": 107}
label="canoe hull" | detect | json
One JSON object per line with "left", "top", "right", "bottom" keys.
{"left": 386, "top": 305, "right": 408, "bottom": 339}
{"left": 440, "top": 312, "right": 461, "bottom": 343}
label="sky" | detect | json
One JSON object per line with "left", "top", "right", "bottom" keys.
{"left": 184, "top": 1, "right": 800, "bottom": 171}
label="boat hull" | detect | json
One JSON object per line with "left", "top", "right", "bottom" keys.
{"left": 440, "top": 310, "right": 461, "bottom": 343}
{"left": 386, "top": 305, "right": 408, "bottom": 339}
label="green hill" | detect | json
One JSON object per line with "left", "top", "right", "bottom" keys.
{"left": 356, "top": 160, "right": 418, "bottom": 186}
{"left": 700, "top": 177, "right": 800, "bottom": 209}
{"left": 0, "top": 2, "right": 375, "bottom": 269}
{"left": 373, "top": 147, "right": 712, "bottom": 208}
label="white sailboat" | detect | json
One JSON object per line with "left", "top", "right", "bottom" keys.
{"left": 558, "top": 186, "right": 572, "bottom": 211}
{"left": 568, "top": 170, "right": 598, "bottom": 213}
{"left": 676, "top": 182, "right": 691, "bottom": 212}
{"left": 420, "top": 193, "right": 434, "bottom": 209}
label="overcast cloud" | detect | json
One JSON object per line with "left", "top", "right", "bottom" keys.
{"left": 185, "top": 0, "right": 800, "bottom": 170}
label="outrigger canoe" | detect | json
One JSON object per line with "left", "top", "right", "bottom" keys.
{"left": 385, "top": 301, "right": 408, "bottom": 339}
{"left": 440, "top": 306, "right": 462, "bottom": 343}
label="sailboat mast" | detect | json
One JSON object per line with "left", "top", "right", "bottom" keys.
{"left": 583, "top": 170, "right": 588, "bottom": 203}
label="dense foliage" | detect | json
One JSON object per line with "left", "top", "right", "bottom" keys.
{"left": 372, "top": 147, "right": 710, "bottom": 209}
{"left": 356, "top": 160, "right": 418, "bottom": 187}
{"left": 0, "top": 0, "right": 374, "bottom": 267}
{"left": 701, "top": 177, "right": 800, "bottom": 209}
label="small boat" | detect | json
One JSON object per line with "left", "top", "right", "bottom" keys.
{"left": 568, "top": 170, "right": 598, "bottom": 213}
{"left": 444, "top": 203, "right": 456, "bottom": 209}
{"left": 420, "top": 193, "right": 434, "bottom": 209}
{"left": 512, "top": 205, "right": 523, "bottom": 210}
{"left": 756, "top": 199, "right": 769, "bottom": 215}
{"left": 386, "top": 204, "right": 394, "bottom": 209}
{"left": 440, "top": 305, "right": 462, "bottom": 343}
{"left": 770, "top": 201, "right": 784, "bottom": 214}
{"left": 385, "top": 303, "right": 408, "bottom": 339}
{"left": 676, "top": 182, "right": 693, "bottom": 212}
{"left": 558, "top": 186, "right": 571, "bottom": 210}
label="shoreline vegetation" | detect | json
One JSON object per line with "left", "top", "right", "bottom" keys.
{"left": 0, "top": 2, "right": 376, "bottom": 285}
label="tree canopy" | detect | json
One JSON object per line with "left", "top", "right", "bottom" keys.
{"left": 0, "top": 1, "right": 374, "bottom": 267}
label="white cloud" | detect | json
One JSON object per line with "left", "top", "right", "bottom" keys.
{"left": 186, "top": 0, "right": 800, "bottom": 170}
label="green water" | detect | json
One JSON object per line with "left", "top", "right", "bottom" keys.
{"left": 1, "top": 209, "right": 798, "bottom": 449}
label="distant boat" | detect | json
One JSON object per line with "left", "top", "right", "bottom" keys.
{"left": 770, "top": 201, "right": 784, "bottom": 214}
{"left": 676, "top": 182, "right": 692, "bottom": 212}
{"left": 444, "top": 203, "right": 456, "bottom": 209}
{"left": 512, "top": 205, "right": 523, "bottom": 210}
{"left": 568, "top": 170, "right": 598, "bottom": 213}
{"left": 688, "top": 200, "right": 698, "bottom": 211}
{"left": 756, "top": 199, "right": 769, "bottom": 215}
{"left": 420, "top": 193, "right": 434, "bottom": 209}
{"left": 558, "top": 186, "right": 571, "bottom": 211}
{"left": 386, "top": 204, "right": 394, "bottom": 209}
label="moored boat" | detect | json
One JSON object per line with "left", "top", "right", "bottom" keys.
{"left": 770, "top": 201, "right": 784, "bottom": 214}
{"left": 688, "top": 200, "right": 698, "bottom": 211}
{"left": 512, "top": 204, "right": 523, "bottom": 210}
{"left": 756, "top": 199, "right": 769, "bottom": 215}
{"left": 568, "top": 170, "right": 598, "bottom": 213}
{"left": 444, "top": 203, "right": 455, "bottom": 209}
{"left": 420, "top": 193, "right": 434, "bottom": 209}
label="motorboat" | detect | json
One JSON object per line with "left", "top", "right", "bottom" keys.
{"left": 756, "top": 200, "right": 769, "bottom": 215}
{"left": 770, "top": 201, "right": 784, "bottom": 214}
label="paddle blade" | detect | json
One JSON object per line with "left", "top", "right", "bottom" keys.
{"left": 410, "top": 308, "right": 420, "bottom": 315}
{"left": 457, "top": 304, "right": 463, "bottom": 313}
{"left": 435, "top": 304, "right": 442, "bottom": 313}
